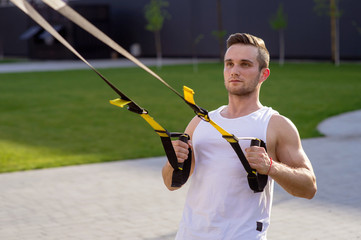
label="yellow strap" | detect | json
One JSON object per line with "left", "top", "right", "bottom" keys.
{"left": 110, "top": 99, "right": 169, "bottom": 137}
{"left": 183, "top": 86, "right": 238, "bottom": 143}
{"left": 10, "top": 0, "right": 168, "bottom": 137}
{"left": 140, "top": 114, "right": 169, "bottom": 137}
{"left": 209, "top": 120, "right": 238, "bottom": 143}
{"left": 109, "top": 98, "right": 132, "bottom": 108}
{"left": 14, "top": 0, "right": 237, "bottom": 145}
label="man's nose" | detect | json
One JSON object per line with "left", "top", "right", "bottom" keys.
{"left": 231, "top": 66, "right": 240, "bottom": 76}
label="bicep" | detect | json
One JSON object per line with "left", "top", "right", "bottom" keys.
{"left": 273, "top": 116, "right": 313, "bottom": 171}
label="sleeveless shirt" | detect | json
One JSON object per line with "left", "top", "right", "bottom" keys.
{"left": 175, "top": 106, "right": 278, "bottom": 240}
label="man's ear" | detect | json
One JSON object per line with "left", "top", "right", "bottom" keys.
{"left": 260, "top": 68, "right": 270, "bottom": 83}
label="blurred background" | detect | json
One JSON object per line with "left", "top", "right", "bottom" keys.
{"left": 0, "top": 2, "right": 360, "bottom": 239}
{"left": 0, "top": 0, "right": 360, "bottom": 62}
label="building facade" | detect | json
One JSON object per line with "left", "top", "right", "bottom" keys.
{"left": 0, "top": 0, "right": 360, "bottom": 60}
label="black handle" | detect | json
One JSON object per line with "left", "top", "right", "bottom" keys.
{"left": 249, "top": 138, "right": 261, "bottom": 173}
{"left": 178, "top": 133, "right": 190, "bottom": 170}
{"left": 250, "top": 138, "right": 261, "bottom": 147}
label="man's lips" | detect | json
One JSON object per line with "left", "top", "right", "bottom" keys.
{"left": 229, "top": 79, "right": 242, "bottom": 83}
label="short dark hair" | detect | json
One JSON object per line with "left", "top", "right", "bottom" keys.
{"left": 226, "top": 33, "right": 270, "bottom": 70}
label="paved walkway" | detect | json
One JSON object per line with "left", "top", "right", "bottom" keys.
{"left": 0, "top": 58, "right": 216, "bottom": 73}
{"left": 1, "top": 60, "right": 361, "bottom": 239}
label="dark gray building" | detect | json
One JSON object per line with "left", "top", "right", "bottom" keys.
{"left": 0, "top": 0, "right": 360, "bottom": 60}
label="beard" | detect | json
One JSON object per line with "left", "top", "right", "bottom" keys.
{"left": 225, "top": 73, "right": 261, "bottom": 97}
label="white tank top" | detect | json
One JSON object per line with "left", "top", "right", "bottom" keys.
{"left": 176, "top": 106, "right": 278, "bottom": 240}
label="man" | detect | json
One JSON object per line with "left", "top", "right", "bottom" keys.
{"left": 162, "top": 33, "right": 317, "bottom": 239}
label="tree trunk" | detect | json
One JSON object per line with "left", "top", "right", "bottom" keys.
{"left": 330, "top": 0, "right": 340, "bottom": 66}
{"left": 0, "top": 35, "right": 3, "bottom": 60}
{"left": 154, "top": 30, "right": 162, "bottom": 69}
{"left": 279, "top": 29, "right": 285, "bottom": 66}
{"left": 216, "top": 0, "right": 224, "bottom": 61}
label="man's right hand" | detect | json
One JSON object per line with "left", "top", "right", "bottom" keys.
{"left": 172, "top": 139, "right": 192, "bottom": 164}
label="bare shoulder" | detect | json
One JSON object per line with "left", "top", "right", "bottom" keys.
{"left": 185, "top": 116, "right": 202, "bottom": 137}
{"left": 267, "top": 114, "right": 309, "bottom": 167}
{"left": 268, "top": 114, "right": 300, "bottom": 140}
{"left": 267, "top": 114, "right": 298, "bottom": 147}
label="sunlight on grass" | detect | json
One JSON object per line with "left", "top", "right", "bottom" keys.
{"left": 0, "top": 140, "right": 104, "bottom": 173}
{"left": 0, "top": 62, "right": 360, "bottom": 172}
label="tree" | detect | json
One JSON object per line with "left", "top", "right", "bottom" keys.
{"left": 0, "top": 36, "right": 3, "bottom": 60}
{"left": 269, "top": 3, "right": 287, "bottom": 66}
{"left": 192, "top": 34, "right": 204, "bottom": 72}
{"left": 212, "top": 0, "right": 226, "bottom": 62}
{"left": 144, "top": 0, "right": 170, "bottom": 69}
{"left": 352, "top": 21, "right": 361, "bottom": 36}
{"left": 314, "top": 0, "right": 342, "bottom": 66}
{"left": 0, "top": 24, "right": 4, "bottom": 60}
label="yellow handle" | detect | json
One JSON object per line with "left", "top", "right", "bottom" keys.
{"left": 109, "top": 98, "right": 132, "bottom": 108}
{"left": 183, "top": 86, "right": 196, "bottom": 105}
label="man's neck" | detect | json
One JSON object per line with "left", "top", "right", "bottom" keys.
{"left": 221, "top": 94, "right": 263, "bottom": 119}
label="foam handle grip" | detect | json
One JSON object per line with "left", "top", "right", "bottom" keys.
{"left": 178, "top": 134, "right": 190, "bottom": 170}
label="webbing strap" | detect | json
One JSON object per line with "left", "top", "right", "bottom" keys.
{"left": 182, "top": 87, "right": 238, "bottom": 143}
{"left": 41, "top": 0, "right": 184, "bottom": 100}
{"left": 229, "top": 142, "right": 255, "bottom": 175}
{"left": 110, "top": 99, "right": 193, "bottom": 185}
{"left": 183, "top": 86, "right": 268, "bottom": 191}
{"left": 159, "top": 133, "right": 192, "bottom": 187}
{"left": 13, "top": 0, "right": 263, "bottom": 191}
{"left": 10, "top": 0, "right": 152, "bottom": 129}
{"left": 11, "top": 0, "right": 192, "bottom": 185}
{"left": 41, "top": 0, "right": 241, "bottom": 146}
{"left": 229, "top": 139, "right": 268, "bottom": 193}
{"left": 186, "top": 86, "right": 268, "bottom": 191}
{"left": 10, "top": 0, "right": 142, "bottom": 115}
{"left": 247, "top": 139, "right": 269, "bottom": 192}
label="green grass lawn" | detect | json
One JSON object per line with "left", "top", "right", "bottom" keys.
{"left": 0, "top": 58, "right": 27, "bottom": 64}
{"left": 0, "top": 62, "right": 360, "bottom": 173}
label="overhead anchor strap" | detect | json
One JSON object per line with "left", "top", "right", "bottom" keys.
{"left": 13, "top": 0, "right": 263, "bottom": 191}
{"left": 9, "top": 0, "right": 192, "bottom": 187}
{"left": 34, "top": 0, "right": 259, "bottom": 190}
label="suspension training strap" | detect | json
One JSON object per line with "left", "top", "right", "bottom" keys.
{"left": 183, "top": 88, "right": 268, "bottom": 192}
{"left": 11, "top": 0, "right": 192, "bottom": 187}
{"left": 39, "top": 0, "right": 249, "bottom": 150}
{"left": 13, "top": 0, "right": 267, "bottom": 191}
{"left": 41, "top": 0, "right": 184, "bottom": 99}
{"left": 246, "top": 139, "right": 268, "bottom": 193}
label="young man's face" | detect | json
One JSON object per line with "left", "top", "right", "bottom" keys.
{"left": 223, "top": 43, "right": 268, "bottom": 97}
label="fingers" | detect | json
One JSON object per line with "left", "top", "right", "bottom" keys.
{"left": 172, "top": 139, "right": 191, "bottom": 163}
{"left": 245, "top": 146, "right": 270, "bottom": 174}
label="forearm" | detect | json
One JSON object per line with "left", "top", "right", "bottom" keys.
{"left": 162, "top": 117, "right": 199, "bottom": 191}
{"left": 269, "top": 160, "right": 317, "bottom": 199}
{"left": 162, "top": 161, "right": 180, "bottom": 191}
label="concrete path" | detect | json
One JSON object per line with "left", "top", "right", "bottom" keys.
{"left": 0, "top": 58, "right": 216, "bottom": 73}
{"left": 0, "top": 60, "right": 360, "bottom": 239}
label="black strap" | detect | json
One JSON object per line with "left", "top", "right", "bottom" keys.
{"left": 159, "top": 133, "right": 192, "bottom": 187}
{"left": 229, "top": 138, "right": 268, "bottom": 193}
{"left": 171, "top": 154, "right": 192, "bottom": 188}
{"left": 11, "top": 1, "right": 258, "bottom": 191}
